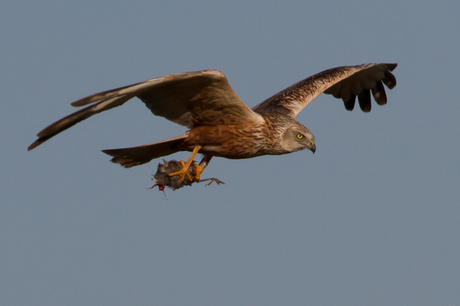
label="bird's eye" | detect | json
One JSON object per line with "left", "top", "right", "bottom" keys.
{"left": 297, "top": 133, "right": 304, "bottom": 139}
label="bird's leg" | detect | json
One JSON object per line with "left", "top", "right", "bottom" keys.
{"left": 198, "top": 155, "right": 213, "bottom": 170}
{"left": 168, "top": 145, "right": 202, "bottom": 182}
{"left": 193, "top": 155, "right": 212, "bottom": 181}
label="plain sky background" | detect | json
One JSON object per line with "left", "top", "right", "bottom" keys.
{"left": 2, "top": 0, "right": 459, "bottom": 305}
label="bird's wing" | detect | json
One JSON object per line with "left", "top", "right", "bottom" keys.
{"left": 252, "top": 63, "right": 397, "bottom": 118}
{"left": 28, "top": 70, "right": 262, "bottom": 150}
{"left": 135, "top": 70, "right": 263, "bottom": 127}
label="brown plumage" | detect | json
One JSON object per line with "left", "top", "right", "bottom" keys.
{"left": 28, "top": 63, "right": 397, "bottom": 183}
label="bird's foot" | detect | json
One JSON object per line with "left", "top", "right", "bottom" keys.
{"left": 168, "top": 160, "right": 193, "bottom": 182}
{"left": 194, "top": 162, "right": 204, "bottom": 181}
{"left": 152, "top": 159, "right": 224, "bottom": 191}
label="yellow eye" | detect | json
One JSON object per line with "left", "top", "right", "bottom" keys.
{"left": 297, "top": 133, "right": 304, "bottom": 139}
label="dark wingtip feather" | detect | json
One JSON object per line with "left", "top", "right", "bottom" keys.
{"left": 343, "top": 95, "right": 356, "bottom": 111}
{"left": 387, "top": 63, "right": 398, "bottom": 71}
{"left": 358, "top": 89, "right": 372, "bottom": 112}
{"left": 28, "top": 139, "right": 42, "bottom": 151}
{"left": 383, "top": 71, "right": 397, "bottom": 89}
{"left": 28, "top": 129, "right": 63, "bottom": 151}
{"left": 372, "top": 81, "right": 387, "bottom": 106}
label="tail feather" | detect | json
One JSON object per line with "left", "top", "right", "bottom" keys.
{"left": 101, "top": 133, "right": 188, "bottom": 168}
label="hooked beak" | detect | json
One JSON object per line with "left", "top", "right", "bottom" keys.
{"left": 309, "top": 141, "right": 316, "bottom": 154}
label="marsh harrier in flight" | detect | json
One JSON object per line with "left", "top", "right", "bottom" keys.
{"left": 29, "top": 63, "right": 397, "bottom": 182}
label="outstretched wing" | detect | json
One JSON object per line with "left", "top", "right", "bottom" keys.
{"left": 252, "top": 63, "right": 397, "bottom": 118}
{"left": 28, "top": 70, "right": 262, "bottom": 150}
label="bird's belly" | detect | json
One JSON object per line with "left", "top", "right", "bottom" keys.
{"left": 187, "top": 125, "right": 268, "bottom": 159}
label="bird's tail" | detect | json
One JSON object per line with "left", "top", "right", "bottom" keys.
{"left": 101, "top": 133, "right": 188, "bottom": 168}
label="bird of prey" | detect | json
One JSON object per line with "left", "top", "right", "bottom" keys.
{"left": 28, "top": 63, "right": 397, "bottom": 182}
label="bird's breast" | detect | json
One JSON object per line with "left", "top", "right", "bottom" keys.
{"left": 187, "top": 124, "right": 270, "bottom": 159}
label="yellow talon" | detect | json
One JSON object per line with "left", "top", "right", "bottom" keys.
{"left": 193, "top": 162, "right": 204, "bottom": 181}
{"left": 168, "top": 160, "right": 193, "bottom": 182}
{"left": 168, "top": 145, "right": 202, "bottom": 182}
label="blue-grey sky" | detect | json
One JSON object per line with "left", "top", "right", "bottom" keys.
{"left": 2, "top": 1, "right": 459, "bottom": 305}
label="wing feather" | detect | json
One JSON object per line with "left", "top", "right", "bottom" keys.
{"left": 358, "top": 89, "right": 372, "bottom": 112}
{"left": 371, "top": 81, "right": 387, "bottom": 106}
{"left": 29, "top": 70, "right": 262, "bottom": 150}
{"left": 343, "top": 95, "right": 356, "bottom": 111}
{"left": 252, "top": 63, "right": 397, "bottom": 118}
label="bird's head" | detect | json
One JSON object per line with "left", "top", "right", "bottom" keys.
{"left": 280, "top": 121, "right": 316, "bottom": 154}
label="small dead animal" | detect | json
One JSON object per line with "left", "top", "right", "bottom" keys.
{"left": 150, "top": 159, "right": 225, "bottom": 191}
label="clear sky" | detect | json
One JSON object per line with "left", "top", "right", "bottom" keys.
{"left": 2, "top": 0, "right": 459, "bottom": 305}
